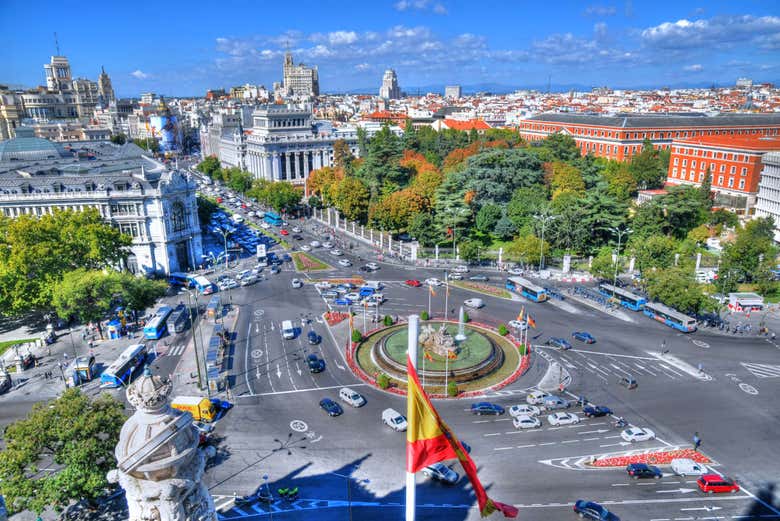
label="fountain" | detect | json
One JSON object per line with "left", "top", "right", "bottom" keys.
{"left": 455, "top": 306, "right": 467, "bottom": 343}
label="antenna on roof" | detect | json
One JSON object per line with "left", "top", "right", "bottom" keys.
{"left": 54, "top": 32, "right": 60, "bottom": 55}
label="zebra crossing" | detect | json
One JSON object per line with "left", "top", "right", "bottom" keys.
{"left": 165, "top": 344, "right": 187, "bottom": 357}
{"left": 741, "top": 362, "right": 780, "bottom": 378}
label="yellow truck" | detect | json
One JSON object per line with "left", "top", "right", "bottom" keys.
{"left": 171, "top": 396, "right": 217, "bottom": 422}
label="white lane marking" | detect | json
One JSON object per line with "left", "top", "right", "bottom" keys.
{"left": 610, "top": 363, "right": 632, "bottom": 376}
{"left": 484, "top": 433, "right": 501, "bottom": 437}
{"left": 635, "top": 362, "right": 658, "bottom": 376}
{"left": 741, "top": 362, "right": 780, "bottom": 378}
{"left": 240, "top": 383, "right": 370, "bottom": 397}
{"left": 494, "top": 446, "right": 513, "bottom": 451}
{"left": 570, "top": 348, "right": 658, "bottom": 360}
{"left": 516, "top": 444, "right": 536, "bottom": 448}
{"left": 538, "top": 442, "right": 556, "bottom": 446}
{"left": 244, "top": 322, "right": 255, "bottom": 396}
{"left": 739, "top": 382, "right": 759, "bottom": 395}
{"left": 562, "top": 439, "right": 579, "bottom": 444}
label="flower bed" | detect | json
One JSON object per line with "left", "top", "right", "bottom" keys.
{"left": 311, "top": 277, "right": 365, "bottom": 285}
{"left": 291, "top": 252, "right": 331, "bottom": 271}
{"left": 451, "top": 281, "right": 511, "bottom": 299}
{"left": 324, "top": 311, "right": 350, "bottom": 326}
{"left": 589, "top": 448, "right": 711, "bottom": 468}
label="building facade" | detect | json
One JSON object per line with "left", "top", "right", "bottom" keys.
{"left": 282, "top": 52, "right": 319, "bottom": 97}
{"left": 754, "top": 152, "right": 780, "bottom": 242}
{"left": 244, "top": 104, "right": 358, "bottom": 186}
{"left": 199, "top": 112, "right": 245, "bottom": 170}
{"left": 518, "top": 113, "right": 780, "bottom": 161}
{"left": 0, "top": 131, "right": 202, "bottom": 274}
{"left": 98, "top": 66, "right": 116, "bottom": 106}
{"left": 379, "top": 69, "right": 401, "bottom": 100}
{"left": 445, "top": 85, "right": 462, "bottom": 99}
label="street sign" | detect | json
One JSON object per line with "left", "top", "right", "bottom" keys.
{"left": 257, "top": 244, "right": 267, "bottom": 259}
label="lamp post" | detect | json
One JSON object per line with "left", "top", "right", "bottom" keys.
{"left": 218, "top": 229, "right": 231, "bottom": 272}
{"left": 533, "top": 213, "right": 556, "bottom": 271}
{"left": 184, "top": 288, "right": 208, "bottom": 395}
{"left": 609, "top": 226, "right": 632, "bottom": 296}
{"left": 330, "top": 470, "right": 369, "bottom": 521}
{"left": 67, "top": 328, "right": 78, "bottom": 358}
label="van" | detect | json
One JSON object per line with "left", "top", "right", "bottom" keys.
{"left": 464, "top": 298, "right": 484, "bottom": 309}
{"left": 339, "top": 387, "right": 366, "bottom": 407}
{"left": 236, "top": 269, "right": 251, "bottom": 280}
{"left": 670, "top": 458, "right": 707, "bottom": 476}
{"left": 526, "top": 390, "right": 550, "bottom": 405}
{"left": 171, "top": 396, "right": 217, "bottom": 422}
{"left": 364, "top": 281, "right": 383, "bottom": 290}
{"left": 282, "top": 320, "right": 295, "bottom": 339}
{"left": 382, "top": 408, "right": 408, "bottom": 432}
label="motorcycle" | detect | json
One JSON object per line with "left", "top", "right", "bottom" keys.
{"left": 278, "top": 486, "right": 299, "bottom": 501}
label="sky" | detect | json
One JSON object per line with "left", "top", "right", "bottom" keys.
{"left": 1, "top": 0, "right": 779, "bottom": 97}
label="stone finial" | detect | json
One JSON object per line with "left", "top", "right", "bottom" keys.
{"left": 126, "top": 365, "right": 172, "bottom": 412}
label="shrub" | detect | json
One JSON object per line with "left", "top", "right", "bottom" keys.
{"left": 377, "top": 373, "right": 390, "bottom": 389}
{"left": 463, "top": 312, "right": 470, "bottom": 323}
{"left": 498, "top": 324, "right": 508, "bottom": 336}
{"left": 421, "top": 310, "right": 429, "bottom": 320}
{"left": 383, "top": 315, "right": 394, "bottom": 326}
{"left": 447, "top": 380, "right": 458, "bottom": 397}
{"left": 351, "top": 329, "right": 363, "bottom": 343}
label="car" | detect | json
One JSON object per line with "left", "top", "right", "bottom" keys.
{"left": 240, "top": 275, "right": 259, "bottom": 286}
{"left": 310, "top": 241, "right": 321, "bottom": 248}
{"left": 470, "top": 402, "right": 505, "bottom": 416}
{"left": 307, "top": 354, "right": 325, "bottom": 373}
{"left": 260, "top": 222, "right": 271, "bottom": 229}
{"left": 339, "top": 387, "right": 366, "bottom": 407}
{"left": 366, "top": 262, "right": 380, "bottom": 270}
{"left": 334, "top": 297, "right": 352, "bottom": 306}
{"left": 453, "top": 265, "right": 469, "bottom": 273}
{"left": 422, "top": 463, "right": 459, "bottom": 485}
{"left": 221, "top": 279, "right": 239, "bottom": 290}
{"left": 338, "top": 259, "right": 352, "bottom": 267}
{"left": 626, "top": 463, "right": 663, "bottom": 479}
{"left": 542, "top": 395, "right": 571, "bottom": 410}
{"left": 546, "top": 337, "right": 572, "bottom": 350}
{"left": 292, "top": 226, "right": 301, "bottom": 233}
{"left": 547, "top": 412, "right": 580, "bottom": 425}
{"left": 315, "top": 281, "right": 333, "bottom": 289}
{"left": 291, "top": 279, "right": 303, "bottom": 289}
{"left": 322, "top": 241, "right": 333, "bottom": 249}
{"left": 507, "top": 267, "right": 523, "bottom": 275}
{"left": 526, "top": 391, "right": 550, "bottom": 405}
{"left": 269, "top": 265, "right": 281, "bottom": 274}
{"left": 358, "top": 265, "right": 371, "bottom": 272}
{"left": 696, "top": 474, "right": 740, "bottom": 494}
{"left": 292, "top": 234, "right": 304, "bottom": 240}
{"left": 582, "top": 405, "right": 613, "bottom": 418}
{"left": 509, "top": 404, "right": 541, "bottom": 417}
{"left": 448, "top": 273, "right": 463, "bottom": 280}
{"left": 382, "top": 408, "right": 408, "bottom": 432}
{"left": 405, "top": 279, "right": 422, "bottom": 287}
{"left": 620, "top": 427, "right": 655, "bottom": 442}
{"left": 328, "top": 249, "right": 342, "bottom": 256}
{"left": 300, "top": 244, "right": 312, "bottom": 252}
{"left": 508, "top": 320, "right": 528, "bottom": 331}
{"left": 670, "top": 458, "right": 707, "bottom": 476}
{"left": 307, "top": 331, "right": 322, "bottom": 345}
{"left": 573, "top": 500, "right": 621, "bottom": 521}
{"left": 463, "top": 298, "right": 484, "bottom": 309}
{"left": 321, "top": 290, "right": 338, "bottom": 299}
{"left": 319, "top": 398, "right": 343, "bottom": 417}
{"left": 618, "top": 376, "right": 638, "bottom": 389}
{"left": 512, "top": 414, "right": 542, "bottom": 429}
{"left": 572, "top": 331, "right": 596, "bottom": 344}
{"left": 280, "top": 229, "right": 289, "bottom": 236}
{"left": 469, "top": 275, "right": 489, "bottom": 282}
{"left": 424, "top": 278, "right": 443, "bottom": 286}
{"left": 345, "top": 292, "right": 360, "bottom": 301}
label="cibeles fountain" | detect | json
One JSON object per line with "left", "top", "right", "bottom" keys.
{"left": 108, "top": 367, "right": 217, "bottom": 521}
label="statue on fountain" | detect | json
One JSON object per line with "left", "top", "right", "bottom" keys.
{"left": 419, "top": 323, "right": 459, "bottom": 358}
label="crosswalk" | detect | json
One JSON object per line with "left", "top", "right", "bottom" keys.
{"left": 166, "top": 344, "right": 187, "bottom": 357}
{"left": 741, "top": 362, "right": 780, "bottom": 378}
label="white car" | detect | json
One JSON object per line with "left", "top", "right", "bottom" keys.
{"left": 509, "top": 404, "right": 540, "bottom": 417}
{"left": 508, "top": 320, "right": 528, "bottom": 331}
{"left": 424, "top": 278, "right": 442, "bottom": 286}
{"left": 508, "top": 268, "right": 523, "bottom": 275}
{"left": 547, "top": 412, "right": 580, "bottom": 426}
{"left": 526, "top": 391, "right": 550, "bottom": 405}
{"left": 464, "top": 298, "right": 484, "bottom": 309}
{"left": 291, "top": 279, "right": 303, "bottom": 289}
{"left": 322, "top": 241, "right": 333, "bottom": 249}
{"left": 300, "top": 244, "right": 312, "bottom": 252}
{"left": 513, "top": 414, "right": 542, "bottom": 429}
{"left": 260, "top": 222, "right": 271, "bottom": 229}
{"left": 448, "top": 273, "right": 463, "bottom": 280}
{"left": 621, "top": 427, "right": 656, "bottom": 443}
{"left": 366, "top": 262, "right": 379, "bottom": 270}
{"left": 292, "top": 226, "right": 301, "bottom": 233}
{"left": 338, "top": 259, "right": 352, "bottom": 267}
{"left": 330, "top": 249, "right": 343, "bottom": 256}
{"left": 315, "top": 281, "right": 333, "bottom": 290}
{"left": 670, "top": 458, "right": 707, "bottom": 476}
{"left": 310, "top": 241, "right": 321, "bottom": 248}
{"left": 339, "top": 387, "right": 366, "bottom": 407}
{"left": 345, "top": 292, "right": 361, "bottom": 301}
{"left": 453, "top": 265, "right": 469, "bottom": 273}
{"left": 382, "top": 408, "right": 408, "bottom": 432}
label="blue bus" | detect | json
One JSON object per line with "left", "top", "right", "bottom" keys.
{"left": 642, "top": 302, "right": 697, "bottom": 333}
{"left": 598, "top": 283, "right": 647, "bottom": 311}
{"left": 264, "top": 211, "right": 283, "bottom": 226}
{"left": 100, "top": 344, "right": 147, "bottom": 387}
{"left": 143, "top": 306, "right": 173, "bottom": 340}
{"left": 190, "top": 275, "right": 216, "bottom": 295}
{"left": 505, "top": 277, "right": 548, "bottom": 302}
{"left": 166, "top": 304, "right": 190, "bottom": 334}
{"left": 168, "top": 272, "right": 192, "bottom": 287}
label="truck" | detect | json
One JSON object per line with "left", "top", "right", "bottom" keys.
{"left": 171, "top": 396, "right": 217, "bottom": 422}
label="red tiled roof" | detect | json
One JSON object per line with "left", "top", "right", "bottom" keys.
{"left": 443, "top": 118, "right": 491, "bottom": 131}
{"left": 674, "top": 135, "right": 780, "bottom": 151}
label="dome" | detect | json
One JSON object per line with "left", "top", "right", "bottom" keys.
{"left": 0, "top": 132, "right": 70, "bottom": 161}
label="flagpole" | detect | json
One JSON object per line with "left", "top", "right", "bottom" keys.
{"left": 444, "top": 272, "right": 449, "bottom": 322}
{"left": 406, "top": 314, "right": 419, "bottom": 521}
{"left": 427, "top": 286, "right": 431, "bottom": 317}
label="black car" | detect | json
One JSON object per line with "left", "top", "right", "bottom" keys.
{"left": 307, "top": 354, "right": 325, "bottom": 373}
{"left": 626, "top": 463, "right": 663, "bottom": 479}
{"left": 583, "top": 405, "right": 613, "bottom": 417}
{"left": 319, "top": 398, "right": 343, "bottom": 417}
{"left": 470, "top": 402, "right": 505, "bottom": 415}
{"left": 307, "top": 330, "right": 322, "bottom": 345}
{"left": 469, "top": 275, "right": 489, "bottom": 282}
{"left": 292, "top": 234, "right": 304, "bottom": 240}
{"left": 573, "top": 500, "right": 620, "bottom": 520}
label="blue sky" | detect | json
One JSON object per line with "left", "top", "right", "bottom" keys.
{"left": 1, "top": 0, "right": 778, "bottom": 96}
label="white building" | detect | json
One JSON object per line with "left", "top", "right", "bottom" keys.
{"left": 445, "top": 85, "right": 462, "bottom": 99}
{"left": 379, "top": 69, "right": 401, "bottom": 100}
{"left": 754, "top": 151, "right": 780, "bottom": 242}
{"left": 0, "top": 129, "right": 202, "bottom": 274}
{"left": 282, "top": 52, "right": 319, "bottom": 97}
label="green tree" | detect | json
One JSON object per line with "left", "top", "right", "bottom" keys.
{"left": 537, "top": 133, "right": 580, "bottom": 162}
{"left": 719, "top": 217, "right": 776, "bottom": 283}
{"left": 197, "top": 195, "right": 218, "bottom": 224}
{"left": 459, "top": 240, "right": 481, "bottom": 262}
{"left": 0, "top": 389, "right": 125, "bottom": 514}
{"left": 377, "top": 372, "right": 390, "bottom": 389}
{"left": 644, "top": 267, "right": 712, "bottom": 314}
{"left": 589, "top": 247, "right": 619, "bottom": 281}
{"left": 132, "top": 138, "right": 160, "bottom": 153}
{"left": 225, "top": 168, "right": 253, "bottom": 193}
{"left": 447, "top": 380, "right": 459, "bottom": 397}
{"left": 699, "top": 168, "right": 713, "bottom": 210}
{"left": 548, "top": 161, "right": 585, "bottom": 200}
{"left": 629, "top": 139, "right": 666, "bottom": 189}
{"left": 109, "top": 133, "right": 127, "bottom": 145}
{"left": 506, "top": 234, "right": 549, "bottom": 267}
{"left": 580, "top": 185, "right": 629, "bottom": 251}
{"left": 351, "top": 329, "right": 363, "bottom": 343}
{"left": 251, "top": 180, "right": 302, "bottom": 212}
{"left": 196, "top": 156, "right": 222, "bottom": 179}
{"left": 493, "top": 216, "right": 517, "bottom": 240}
{"left": 408, "top": 213, "right": 438, "bottom": 247}
{"left": 507, "top": 186, "right": 548, "bottom": 230}
{"left": 356, "top": 124, "right": 405, "bottom": 199}
{"left": 603, "top": 161, "right": 637, "bottom": 201}
{"left": 333, "top": 139, "right": 354, "bottom": 173}
{"left": 333, "top": 177, "right": 370, "bottom": 222}
{"left": 631, "top": 235, "right": 678, "bottom": 274}
{"left": 475, "top": 204, "right": 503, "bottom": 234}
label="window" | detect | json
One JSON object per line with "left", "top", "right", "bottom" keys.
{"left": 728, "top": 178, "right": 734, "bottom": 188}
{"left": 683, "top": 159, "right": 688, "bottom": 167}
{"left": 730, "top": 166, "right": 736, "bottom": 174}
{"left": 672, "top": 167, "right": 678, "bottom": 177}
{"left": 741, "top": 167, "right": 747, "bottom": 176}
{"left": 720, "top": 164, "right": 726, "bottom": 173}
{"left": 171, "top": 201, "right": 187, "bottom": 233}
{"left": 692, "top": 160, "right": 697, "bottom": 168}
{"left": 689, "top": 171, "right": 695, "bottom": 181}
{"left": 718, "top": 176, "right": 724, "bottom": 185}
{"left": 681, "top": 169, "right": 687, "bottom": 178}
{"left": 739, "top": 179, "right": 745, "bottom": 190}
{"left": 674, "top": 157, "right": 679, "bottom": 165}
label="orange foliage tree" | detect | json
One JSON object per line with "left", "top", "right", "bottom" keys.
{"left": 306, "top": 166, "right": 344, "bottom": 204}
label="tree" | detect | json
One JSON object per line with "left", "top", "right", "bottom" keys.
{"left": 493, "top": 216, "right": 517, "bottom": 240}
{"left": 699, "top": 168, "right": 713, "bottom": 210}
{"left": 332, "top": 177, "right": 370, "bottom": 222}
{"left": 475, "top": 204, "right": 503, "bottom": 234}
{"left": 547, "top": 161, "right": 585, "bottom": 200}
{"left": 644, "top": 267, "right": 712, "bottom": 314}
{"left": 308, "top": 194, "right": 323, "bottom": 209}
{"left": 408, "top": 213, "right": 438, "bottom": 247}
{"left": 631, "top": 235, "right": 678, "bottom": 274}
{"left": 333, "top": 139, "right": 354, "bottom": 173}
{"left": 260, "top": 181, "right": 302, "bottom": 213}
{"left": 356, "top": 124, "right": 404, "bottom": 199}
{"left": 447, "top": 380, "right": 459, "bottom": 397}
{"left": 225, "top": 168, "right": 253, "bottom": 193}
{"left": 506, "top": 234, "right": 549, "bottom": 267}
{"left": 306, "top": 166, "right": 344, "bottom": 205}
{"left": 579, "top": 185, "right": 629, "bottom": 251}
{"left": 351, "top": 329, "right": 363, "bottom": 343}
{"left": 589, "top": 247, "right": 619, "bottom": 281}
{"left": 537, "top": 133, "right": 580, "bottom": 162}
{"left": 196, "top": 156, "right": 222, "bottom": 179}
{"left": 687, "top": 224, "right": 711, "bottom": 245}
{"left": 368, "top": 189, "right": 427, "bottom": 231}
{"left": 507, "top": 186, "right": 548, "bottom": 230}
{"left": 109, "top": 133, "right": 127, "bottom": 145}
{"left": 719, "top": 217, "right": 777, "bottom": 283}
{"left": 132, "top": 138, "right": 160, "bottom": 154}
{"left": 0, "top": 389, "right": 125, "bottom": 514}
{"left": 629, "top": 139, "right": 666, "bottom": 189}
{"left": 459, "top": 240, "right": 481, "bottom": 262}
{"left": 197, "top": 195, "right": 218, "bottom": 227}
{"left": 602, "top": 161, "right": 637, "bottom": 201}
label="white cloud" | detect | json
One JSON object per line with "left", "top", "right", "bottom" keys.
{"left": 683, "top": 64, "right": 704, "bottom": 72}
{"left": 355, "top": 63, "right": 371, "bottom": 71}
{"left": 594, "top": 22, "right": 608, "bottom": 40}
{"left": 641, "top": 15, "right": 780, "bottom": 49}
{"left": 328, "top": 31, "right": 359, "bottom": 45}
{"left": 130, "top": 69, "right": 150, "bottom": 79}
{"left": 584, "top": 5, "right": 617, "bottom": 17}
{"left": 394, "top": 0, "right": 447, "bottom": 14}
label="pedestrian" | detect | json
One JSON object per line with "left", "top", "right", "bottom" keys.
{"left": 693, "top": 432, "right": 702, "bottom": 451}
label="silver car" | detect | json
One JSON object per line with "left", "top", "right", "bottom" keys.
{"left": 422, "top": 463, "right": 459, "bottom": 484}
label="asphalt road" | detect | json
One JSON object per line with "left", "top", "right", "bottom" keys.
{"left": 198, "top": 217, "right": 780, "bottom": 521}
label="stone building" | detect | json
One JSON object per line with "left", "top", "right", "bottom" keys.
{"left": 379, "top": 69, "right": 401, "bottom": 100}
{"left": 282, "top": 52, "right": 319, "bottom": 97}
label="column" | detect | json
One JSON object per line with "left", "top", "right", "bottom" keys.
{"left": 264, "top": 153, "right": 272, "bottom": 180}
{"left": 314, "top": 149, "right": 322, "bottom": 170}
{"left": 303, "top": 151, "right": 311, "bottom": 180}
{"left": 284, "top": 153, "right": 292, "bottom": 181}
{"left": 294, "top": 151, "right": 302, "bottom": 180}
{"left": 272, "top": 153, "right": 281, "bottom": 180}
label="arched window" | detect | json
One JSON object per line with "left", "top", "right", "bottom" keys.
{"left": 171, "top": 201, "right": 187, "bottom": 233}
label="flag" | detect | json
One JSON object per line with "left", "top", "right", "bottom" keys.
{"left": 407, "top": 356, "right": 518, "bottom": 518}
{"left": 349, "top": 313, "right": 354, "bottom": 330}
{"left": 527, "top": 314, "right": 537, "bottom": 328}
{"left": 516, "top": 306, "right": 525, "bottom": 322}
{"left": 429, "top": 285, "right": 436, "bottom": 297}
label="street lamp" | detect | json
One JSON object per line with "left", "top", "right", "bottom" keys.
{"left": 533, "top": 213, "right": 557, "bottom": 271}
{"left": 330, "top": 470, "right": 370, "bottom": 521}
{"left": 184, "top": 288, "right": 208, "bottom": 395}
{"left": 609, "top": 226, "right": 632, "bottom": 295}
{"left": 218, "top": 229, "right": 231, "bottom": 272}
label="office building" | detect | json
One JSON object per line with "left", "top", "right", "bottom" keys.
{"left": 445, "top": 85, "right": 462, "bottom": 99}
{"left": 282, "top": 52, "right": 319, "bottom": 97}
{"left": 98, "top": 66, "right": 116, "bottom": 106}
{"left": 379, "top": 69, "right": 401, "bottom": 100}
{"left": 753, "top": 152, "right": 780, "bottom": 241}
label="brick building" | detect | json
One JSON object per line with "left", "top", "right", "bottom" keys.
{"left": 517, "top": 113, "right": 780, "bottom": 162}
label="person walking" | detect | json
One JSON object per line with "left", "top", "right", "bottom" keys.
{"left": 693, "top": 432, "right": 702, "bottom": 452}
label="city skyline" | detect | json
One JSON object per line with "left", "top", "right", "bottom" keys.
{"left": 1, "top": 0, "right": 779, "bottom": 97}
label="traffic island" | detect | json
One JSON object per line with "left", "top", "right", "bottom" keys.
{"left": 587, "top": 447, "right": 712, "bottom": 468}
{"left": 291, "top": 252, "right": 332, "bottom": 272}
{"left": 449, "top": 280, "right": 513, "bottom": 300}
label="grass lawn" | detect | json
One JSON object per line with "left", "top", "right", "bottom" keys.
{"left": 292, "top": 251, "right": 332, "bottom": 272}
{"left": 450, "top": 280, "right": 512, "bottom": 299}
{"left": 0, "top": 338, "right": 37, "bottom": 357}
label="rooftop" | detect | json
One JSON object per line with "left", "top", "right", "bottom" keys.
{"left": 525, "top": 112, "right": 780, "bottom": 129}
{"left": 674, "top": 135, "right": 780, "bottom": 152}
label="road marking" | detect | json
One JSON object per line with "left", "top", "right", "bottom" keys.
{"left": 538, "top": 442, "right": 556, "bottom": 446}
{"left": 562, "top": 439, "right": 579, "bottom": 444}
{"left": 276, "top": 364, "right": 282, "bottom": 379}
{"left": 656, "top": 488, "right": 696, "bottom": 494}
{"left": 579, "top": 429, "right": 609, "bottom": 435}
{"left": 516, "top": 444, "right": 536, "bottom": 449}
{"left": 244, "top": 322, "right": 255, "bottom": 396}
{"left": 243, "top": 383, "right": 370, "bottom": 397}
{"left": 739, "top": 382, "right": 759, "bottom": 395}
{"left": 741, "top": 362, "right": 780, "bottom": 378}
{"left": 251, "top": 349, "right": 263, "bottom": 359}
{"left": 290, "top": 420, "right": 308, "bottom": 432}
{"left": 680, "top": 506, "right": 722, "bottom": 512}
{"left": 571, "top": 348, "right": 657, "bottom": 360}
{"left": 483, "top": 433, "right": 501, "bottom": 437}
{"left": 583, "top": 437, "right": 600, "bottom": 441}
{"left": 494, "top": 446, "right": 513, "bottom": 451}
{"left": 610, "top": 363, "right": 632, "bottom": 376}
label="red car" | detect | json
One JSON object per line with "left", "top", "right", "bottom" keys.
{"left": 280, "top": 229, "right": 289, "bottom": 236}
{"left": 697, "top": 474, "right": 739, "bottom": 494}
{"left": 405, "top": 279, "right": 421, "bottom": 287}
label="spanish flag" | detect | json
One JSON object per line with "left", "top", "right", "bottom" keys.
{"left": 516, "top": 306, "right": 525, "bottom": 322}
{"left": 527, "top": 314, "right": 537, "bottom": 328}
{"left": 407, "top": 356, "right": 518, "bottom": 518}
{"left": 429, "top": 285, "right": 436, "bottom": 297}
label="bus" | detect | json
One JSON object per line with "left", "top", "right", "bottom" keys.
{"left": 264, "top": 211, "right": 283, "bottom": 226}
{"left": 190, "top": 275, "right": 216, "bottom": 295}
{"left": 598, "top": 283, "right": 647, "bottom": 311}
{"left": 642, "top": 302, "right": 697, "bottom": 333}
{"left": 143, "top": 306, "right": 173, "bottom": 340}
{"left": 168, "top": 272, "right": 192, "bottom": 287}
{"left": 166, "top": 304, "right": 190, "bottom": 334}
{"left": 505, "top": 277, "right": 548, "bottom": 302}
{"left": 100, "top": 344, "right": 147, "bottom": 387}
